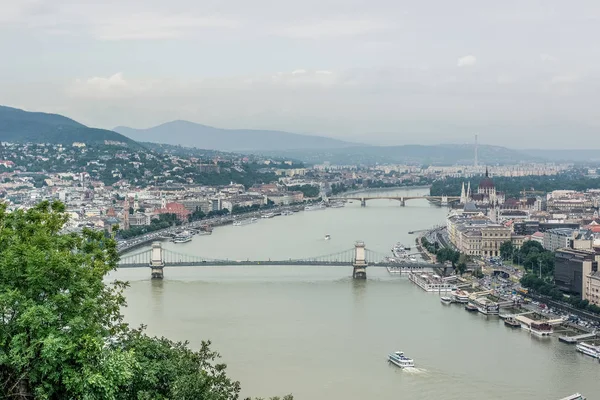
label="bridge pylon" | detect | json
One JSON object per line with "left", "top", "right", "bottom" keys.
{"left": 150, "top": 241, "right": 165, "bottom": 279}
{"left": 360, "top": 198, "right": 366, "bottom": 207}
{"left": 352, "top": 241, "right": 367, "bottom": 279}
{"left": 400, "top": 197, "right": 405, "bottom": 206}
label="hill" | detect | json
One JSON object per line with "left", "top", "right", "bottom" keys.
{"left": 260, "top": 144, "right": 541, "bottom": 165}
{"left": 114, "top": 120, "right": 356, "bottom": 151}
{"left": 0, "top": 106, "right": 136, "bottom": 145}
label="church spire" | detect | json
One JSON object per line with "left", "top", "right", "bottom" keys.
{"left": 460, "top": 182, "right": 466, "bottom": 204}
{"left": 485, "top": 166, "right": 489, "bottom": 178}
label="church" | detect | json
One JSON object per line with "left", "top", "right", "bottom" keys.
{"left": 460, "top": 167, "right": 505, "bottom": 206}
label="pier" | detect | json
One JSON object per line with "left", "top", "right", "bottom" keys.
{"left": 558, "top": 332, "right": 597, "bottom": 344}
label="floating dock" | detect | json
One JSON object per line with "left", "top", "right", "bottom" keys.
{"left": 558, "top": 332, "right": 597, "bottom": 344}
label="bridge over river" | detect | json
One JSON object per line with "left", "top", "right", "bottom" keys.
{"left": 118, "top": 241, "right": 448, "bottom": 279}
{"left": 329, "top": 195, "right": 460, "bottom": 207}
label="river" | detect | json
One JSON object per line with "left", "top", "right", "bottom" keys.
{"left": 108, "top": 188, "right": 600, "bottom": 399}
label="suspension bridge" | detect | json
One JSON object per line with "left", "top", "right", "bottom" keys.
{"left": 118, "top": 241, "right": 446, "bottom": 279}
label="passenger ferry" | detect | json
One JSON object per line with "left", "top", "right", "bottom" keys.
{"left": 473, "top": 298, "right": 499, "bottom": 315}
{"left": 516, "top": 316, "right": 553, "bottom": 337}
{"left": 408, "top": 272, "right": 457, "bottom": 292}
{"left": 232, "top": 217, "right": 258, "bottom": 226}
{"left": 465, "top": 303, "right": 478, "bottom": 312}
{"left": 576, "top": 342, "right": 600, "bottom": 359}
{"left": 173, "top": 231, "right": 193, "bottom": 243}
{"left": 452, "top": 290, "right": 470, "bottom": 303}
{"left": 392, "top": 243, "right": 410, "bottom": 258}
{"left": 440, "top": 296, "right": 453, "bottom": 305}
{"left": 387, "top": 351, "right": 415, "bottom": 368}
{"left": 329, "top": 201, "right": 345, "bottom": 208}
{"left": 504, "top": 317, "right": 521, "bottom": 328}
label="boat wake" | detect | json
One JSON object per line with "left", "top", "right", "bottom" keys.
{"left": 402, "top": 367, "right": 427, "bottom": 374}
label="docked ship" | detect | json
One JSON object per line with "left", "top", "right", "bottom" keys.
{"left": 516, "top": 316, "right": 553, "bottom": 337}
{"left": 173, "top": 231, "right": 193, "bottom": 243}
{"left": 408, "top": 272, "right": 457, "bottom": 292}
{"left": 391, "top": 243, "right": 411, "bottom": 259}
{"left": 504, "top": 317, "right": 521, "bottom": 328}
{"left": 281, "top": 210, "right": 294, "bottom": 216}
{"left": 305, "top": 203, "right": 326, "bottom": 211}
{"left": 452, "top": 290, "right": 470, "bottom": 304}
{"left": 558, "top": 394, "right": 586, "bottom": 400}
{"left": 261, "top": 212, "right": 276, "bottom": 218}
{"left": 387, "top": 351, "right": 415, "bottom": 368}
{"left": 473, "top": 298, "right": 499, "bottom": 315}
{"left": 576, "top": 342, "right": 600, "bottom": 359}
{"left": 233, "top": 217, "right": 258, "bottom": 226}
{"left": 329, "top": 201, "right": 345, "bottom": 208}
{"left": 465, "top": 303, "right": 478, "bottom": 312}
{"left": 440, "top": 296, "right": 453, "bottom": 305}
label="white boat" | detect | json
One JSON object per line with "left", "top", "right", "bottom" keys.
{"left": 576, "top": 342, "right": 600, "bottom": 359}
{"left": 173, "top": 231, "right": 193, "bottom": 243}
{"left": 281, "top": 210, "right": 294, "bottom": 216}
{"left": 261, "top": 212, "right": 276, "bottom": 219}
{"left": 329, "top": 202, "right": 345, "bottom": 208}
{"left": 452, "top": 290, "right": 470, "bottom": 303}
{"left": 558, "top": 394, "right": 586, "bottom": 400}
{"left": 232, "top": 218, "right": 258, "bottom": 226}
{"left": 304, "top": 204, "right": 325, "bottom": 211}
{"left": 388, "top": 351, "right": 415, "bottom": 368}
{"left": 325, "top": 234, "right": 331, "bottom": 240}
{"left": 440, "top": 296, "right": 453, "bottom": 305}
{"left": 474, "top": 298, "right": 499, "bottom": 315}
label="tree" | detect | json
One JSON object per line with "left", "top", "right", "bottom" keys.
{"left": 499, "top": 241, "right": 514, "bottom": 260}
{"left": 0, "top": 200, "right": 290, "bottom": 399}
{"left": 456, "top": 262, "right": 467, "bottom": 275}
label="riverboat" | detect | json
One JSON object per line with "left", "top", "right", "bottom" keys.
{"left": 465, "top": 303, "right": 478, "bottom": 312}
{"left": 504, "top": 317, "right": 521, "bottom": 328}
{"left": 473, "top": 298, "right": 499, "bottom": 315}
{"left": 304, "top": 204, "right": 326, "bottom": 211}
{"left": 233, "top": 218, "right": 258, "bottom": 226}
{"left": 387, "top": 351, "right": 415, "bottom": 368}
{"left": 576, "top": 342, "right": 600, "bottom": 359}
{"left": 329, "top": 202, "right": 345, "bottom": 208}
{"left": 281, "top": 210, "right": 294, "bottom": 216}
{"left": 261, "top": 212, "right": 276, "bottom": 218}
{"left": 173, "top": 231, "right": 193, "bottom": 243}
{"left": 452, "top": 290, "right": 470, "bottom": 303}
{"left": 325, "top": 234, "right": 331, "bottom": 240}
{"left": 408, "top": 272, "right": 456, "bottom": 292}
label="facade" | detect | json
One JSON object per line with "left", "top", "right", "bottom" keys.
{"left": 129, "top": 212, "right": 151, "bottom": 226}
{"left": 543, "top": 228, "right": 575, "bottom": 252}
{"left": 480, "top": 225, "right": 512, "bottom": 257}
{"left": 554, "top": 248, "right": 598, "bottom": 298}
{"left": 155, "top": 202, "right": 191, "bottom": 222}
{"left": 585, "top": 272, "right": 600, "bottom": 306}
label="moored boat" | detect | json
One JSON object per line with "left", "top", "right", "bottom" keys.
{"left": 576, "top": 342, "right": 600, "bottom": 359}
{"left": 452, "top": 289, "right": 470, "bottom": 303}
{"left": 173, "top": 231, "right": 193, "bottom": 243}
{"left": 387, "top": 351, "right": 415, "bottom": 368}
{"left": 504, "top": 317, "right": 521, "bottom": 328}
{"left": 465, "top": 303, "right": 478, "bottom": 312}
{"left": 516, "top": 316, "right": 553, "bottom": 337}
{"left": 440, "top": 296, "right": 453, "bottom": 305}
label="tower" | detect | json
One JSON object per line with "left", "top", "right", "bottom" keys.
{"left": 150, "top": 241, "right": 165, "bottom": 279}
{"left": 474, "top": 134, "right": 478, "bottom": 168}
{"left": 161, "top": 192, "right": 167, "bottom": 209}
{"left": 466, "top": 181, "right": 472, "bottom": 201}
{"left": 460, "top": 182, "right": 466, "bottom": 204}
{"left": 133, "top": 194, "right": 139, "bottom": 213}
{"left": 352, "top": 241, "right": 367, "bottom": 279}
{"left": 123, "top": 197, "right": 130, "bottom": 230}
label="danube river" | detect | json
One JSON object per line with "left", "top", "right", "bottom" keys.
{"left": 109, "top": 188, "right": 600, "bottom": 399}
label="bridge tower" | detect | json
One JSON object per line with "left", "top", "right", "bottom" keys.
{"left": 150, "top": 241, "right": 165, "bottom": 279}
{"left": 441, "top": 195, "right": 448, "bottom": 206}
{"left": 360, "top": 198, "right": 366, "bottom": 207}
{"left": 400, "top": 197, "right": 405, "bottom": 206}
{"left": 352, "top": 241, "right": 367, "bottom": 279}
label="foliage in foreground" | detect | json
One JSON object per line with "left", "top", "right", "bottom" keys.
{"left": 0, "top": 201, "right": 291, "bottom": 399}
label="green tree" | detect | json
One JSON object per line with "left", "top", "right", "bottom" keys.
{"left": 0, "top": 200, "right": 291, "bottom": 399}
{"left": 499, "top": 241, "right": 514, "bottom": 260}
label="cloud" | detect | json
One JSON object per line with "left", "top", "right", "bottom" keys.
{"left": 457, "top": 55, "right": 477, "bottom": 67}
{"left": 68, "top": 73, "right": 147, "bottom": 99}
{"left": 280, "top": 19, "right": 386, "bottom": 39}
{"left": 551, "top": 74, "right": 579, "bottom": 84}
{"left": 540, "top": 53, "right": 557, "bottom": 63}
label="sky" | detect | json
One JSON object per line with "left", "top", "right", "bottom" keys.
{"left": 1, "top": 0, "right": 599, "bottom": 148}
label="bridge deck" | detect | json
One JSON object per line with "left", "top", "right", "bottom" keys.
{"left": 118, "top": 261, "right": 443, "bottom": 269}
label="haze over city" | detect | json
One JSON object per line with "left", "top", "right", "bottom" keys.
{"left": 1, "top": 0, "right": 599, "bottom": 148}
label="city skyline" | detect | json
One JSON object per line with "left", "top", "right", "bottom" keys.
{"left": 1, "top": 1, "right": 599, "bottom": 148}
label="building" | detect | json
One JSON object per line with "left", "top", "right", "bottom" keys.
{"left": 480, "top": 225, "right": 512, "bottom": 257}
{"left": 585, "top": 272, "right": 600, "bottom": 306}
{"left": 129, "top": 212, "right": 151, "bottom": 226}
{"left": 155, "top": 202, "right": 191, "bottom": 222}
{"left": 543, "top": 229, "right": 594, "bottom": 252}
{"left": 554, "top": 248, "right": 598, "bottom": 297}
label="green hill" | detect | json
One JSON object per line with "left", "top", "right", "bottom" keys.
{"left": 0, "top": 106, "right": 136, "bottom": 145}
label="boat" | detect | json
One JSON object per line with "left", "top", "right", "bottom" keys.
{"left": 465, "top": 303, "right": 478, "bottom": 312}
{"left": 504, "top": 317, "right": 521, "bottom": 328}
{"left": 387, "top": 351, "right": 415, "bottom": 368}
{"left": 232, "top": 218, "right": 258, "bottom": 226}
{"left": 261, "top": 212, "right": 276, "bottom": 219}
{"left": 452, "top": 290, "right": 470, "bottom": 303}
{"left": 304, "top": 203, "right": 326, "bottom": 211}
{"left": 557, "top": 394, "right": 586, "bottom": 400}
{"left": 281, "top": 210, "right": 294, "bottom": 216}
{"left": 576, "top": 342, "right": 600, "bottom": 359}
{"left": 173, "top": 231, "right": 193, "bottom": 243}
{"left": 474, "top": 299, "right": 499, "bottom": 315}
{"left": 324, "top": 234, "right": 331, "bottom": 240}
{"left": 391, "top": 243, "right": 410, "bottom": 258}
{"left": 440, "top": 296, "right": 453, "bottom": 305}
{"left": 516, "top": 316, "right": 553, "bottom": 337}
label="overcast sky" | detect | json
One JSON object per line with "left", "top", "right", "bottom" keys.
{"left": 1, "top": 0, "right": 599, "bottom": 148}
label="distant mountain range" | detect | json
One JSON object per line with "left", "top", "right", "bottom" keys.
{"left": 0, "top": 106, "right": 135, "bottom": 146}
{"left": 2, "top": 105, "right": 599, "bottom": 165}
{"left": 113, "top": 120, "right": 356, "bottom": 152}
